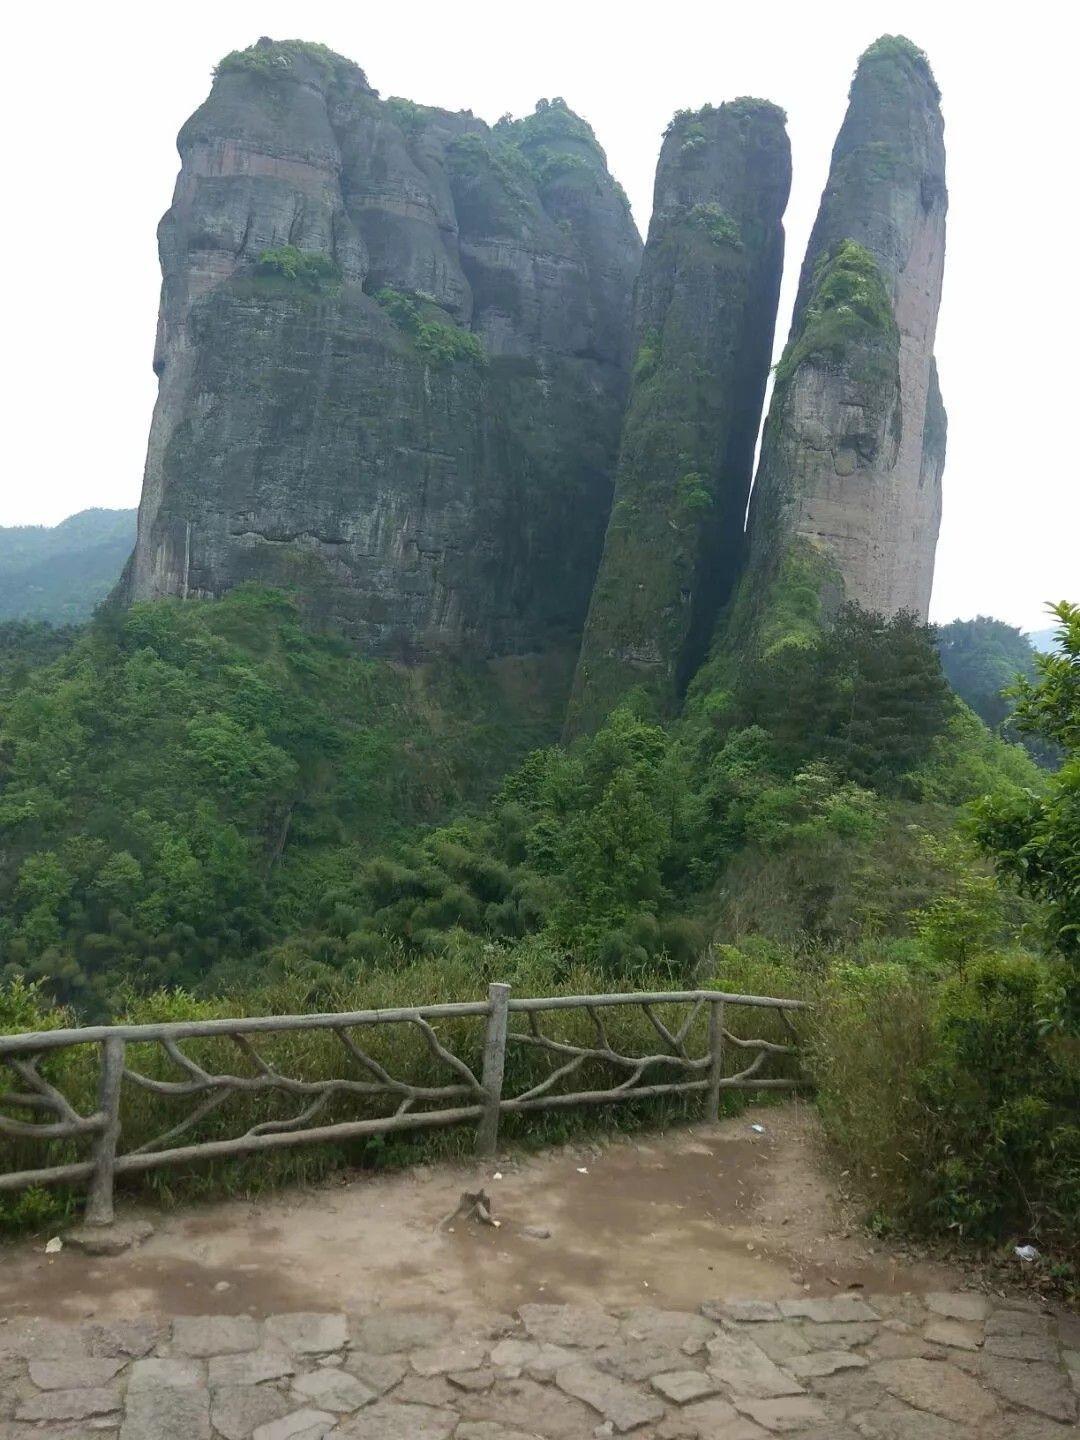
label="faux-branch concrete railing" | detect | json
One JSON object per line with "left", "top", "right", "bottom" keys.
{"left": 0, "top": 986, "right": 809, "bottom": 1226}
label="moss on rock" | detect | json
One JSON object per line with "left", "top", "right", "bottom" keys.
{"left": 774, "top": 239, "right": 897, "bottom": 391}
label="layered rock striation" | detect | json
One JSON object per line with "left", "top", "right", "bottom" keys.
{"left": 566, "top": 100, "right": 791, "bottom": 734}
{"left": 122, "top": 39, "right": 641, "bottom": 660}
{"left": 725, "top": 36, "right": 947, "bottom": 656}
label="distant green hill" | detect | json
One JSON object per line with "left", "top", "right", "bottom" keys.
{"left": 0, "top": 509, "right": 136, "bottom": 622}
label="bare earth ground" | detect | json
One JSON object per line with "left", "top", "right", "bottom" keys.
{"left": 1, "top": 1103, "right": 1076, "bottom": 1438}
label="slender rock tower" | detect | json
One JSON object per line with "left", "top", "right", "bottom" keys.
{"left": 566, "top": 99, "right": 791, "bottom": 736}
{"left": 726, "top": 36, "right": 947, "bottom": 657}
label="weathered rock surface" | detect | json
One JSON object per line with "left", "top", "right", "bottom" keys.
{"left": 26, "top": 1356, "right": 126, "bottom": 1389}
{"left": 170, "top": 1313, "right": 261, "bottom": 1357}
{"left": 334, "top": 1398, "right": 460, "bottom": 1437}
{"left": 924, "top": 1293, "right": 991, "bottom": 1324}
{"left": 555, "top": 1359, "right": 666, "bottom": 1430}
{"left": 265, "top": 1312, "right": 348, "bottom": 1356}
{"left": 14, "top": 1384, "right": 122, "bottom": 1421}
{"left": 211, "top": 1383, "right": 296, "bottom": 1440}
{"left": 353, "top": 1310, "right": 453, "bottom": 1355}
{"left": 567, "top": 99, "right": 790, "bottom": 732}
{"left": 978, "top": 1353, "right": 1077, "bottom": 1422}
{"left": 518, "top": 1303, "right": 621, "bottom": 1349}
{"left": 706, "top": 1330, "right": 805, "bottom": 1399}
{"left": 871, "top": 1357, "right": 998, "bottom": 1425}
{"left": 122, "top": 39, "right": 641, "bottom": 670}
{"left": 208, "top": 1346, "right": 296, "bottom": 1387}
{"left": 292, "top": 1367, "right": 376, "bottom": 1410}
{"left": 722, "top": 35, "right": 947, "bottom": 660}
{"left": 121, "top": 1382, "right": 212, "bottom": 1440}
{"left": 3, "top": 1293, "right": 1077, "bottom": 1439}
{"left": 252, "top": 1409, "right": 337, "bottom": 1440}
{"left": 651, "top": 1369, "right": 723, "bottom": 1404}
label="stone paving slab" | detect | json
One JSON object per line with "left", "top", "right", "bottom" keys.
{"left": 1, "top": 1292, "right": 1076, "bottom": 1438}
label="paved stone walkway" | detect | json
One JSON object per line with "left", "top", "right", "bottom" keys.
{"left": 1, "top": 1290, "right": 1077, "bottom": 1439}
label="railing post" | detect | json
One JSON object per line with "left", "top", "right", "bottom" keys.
{"left": 475, "top": 983, "right": 510, "bottom": 1158}
{"left": 706, "top": 999, "right": 725, "bottom": 1123}
{"left": 85, "top": 1036, "right": 125, "bottom": 1227}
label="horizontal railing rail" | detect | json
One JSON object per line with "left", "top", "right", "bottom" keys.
{"left": 0, "top": 985, "right": 809, "bottom": 1227}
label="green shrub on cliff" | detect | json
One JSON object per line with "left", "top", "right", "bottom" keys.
{"left": 255, "top": 246, "right": 341, "bottom": 292}
{"left": 686, "top": 203, "right": 743, "bottom": 249}
{"left": 374, "top": 288, "right": 486, "bottom": 367}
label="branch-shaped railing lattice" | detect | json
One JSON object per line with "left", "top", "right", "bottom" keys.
{"left": 1, "top": 986, "right": 808, "bottom": 1226}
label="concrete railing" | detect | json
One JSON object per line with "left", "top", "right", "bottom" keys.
{"left": 0, "top": 985, "right": 808, "bottom": 1227}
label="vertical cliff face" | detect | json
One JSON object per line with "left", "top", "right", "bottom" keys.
{"left": 728, "top": 36, "right": 947, "bottom": 652}
{"left": 123, "top": 39, "right": 641, "bottom": 660}
{"left": 566, "top": 101, "right": 791, "bottom": 735}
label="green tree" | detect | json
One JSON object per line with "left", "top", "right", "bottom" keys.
{"left": 734, "top": 606, "right": 953, "bottom": 792}
{"left": 974, "top": 602, "right": 1080, "bottom": 959}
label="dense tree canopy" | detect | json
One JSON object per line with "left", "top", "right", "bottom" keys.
{"left": 0, "top": 587, "right": 558, "bottom": 1012}
{"left": 936, "top": 615, "right": 1038, "bottom": 733}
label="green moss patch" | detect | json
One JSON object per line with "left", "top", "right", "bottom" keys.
{"left": 774, "top": 239, "right": 897, "bottom": 390}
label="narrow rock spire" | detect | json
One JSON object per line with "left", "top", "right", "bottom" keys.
{"left": 726, "top": 35, "right": 947, "bottom": 658}
{"left": 566, "top": 100, "right": 791, "bottom": 736}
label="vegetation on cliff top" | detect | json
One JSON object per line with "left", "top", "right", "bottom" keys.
{"left": 213, "top": 38, "right": 368, "bottom": 89}
{"left": 665, "top": 97, "right": 787, "bottom": 139}
{"left": 857, "top": 34, "right": 941, "bottom": 99}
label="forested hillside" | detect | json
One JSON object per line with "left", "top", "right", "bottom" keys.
{"left": 0, "top": 509, "right": 136, "bottom": 623}
{"left": 3, "top": 590, "right": 1076, "bottom": 1265}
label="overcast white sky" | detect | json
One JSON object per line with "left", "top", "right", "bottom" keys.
{"left": 2, "top": 2, "right": 1074, "bottom": 632}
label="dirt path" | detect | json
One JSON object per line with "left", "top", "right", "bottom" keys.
{"left": 1, "top": 1104, "right": 953, "bottom": 1325}
{"left": 1, "top": 1105, "right": 1076, "bottom": 1438}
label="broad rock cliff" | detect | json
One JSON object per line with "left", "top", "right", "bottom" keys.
{"left": 122, "top": 39, "right": 641, "bottom": 660}
{"left": 566, "top": 101, "right": 791, "bottom": 735}
{"left": 723, "top": 36, "right": 947, "bottom": 656}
